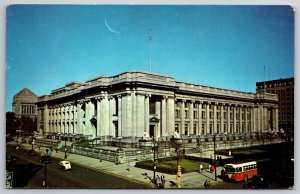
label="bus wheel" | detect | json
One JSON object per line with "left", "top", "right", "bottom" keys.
{"left": 244, "top": 174, "right": 248, "bottom": 183}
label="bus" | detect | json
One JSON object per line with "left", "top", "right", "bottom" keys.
{"left": 222, "top": 161, "right": 258, "bottom": 182}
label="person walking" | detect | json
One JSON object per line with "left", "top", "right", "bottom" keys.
{"left": 199, "top": 164, "right": 203, "bottom": 173}
{"left": 204, "top": 179, "right": 210, "bottom": 189}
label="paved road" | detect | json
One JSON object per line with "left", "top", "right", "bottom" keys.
{"left": 7, "top": 146, "right": 151, "bottom": 189}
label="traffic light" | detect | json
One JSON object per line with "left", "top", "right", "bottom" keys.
{"left": 177, "top": 164, "right": 181, "bottom": 177}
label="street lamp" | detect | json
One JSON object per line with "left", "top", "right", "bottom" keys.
{"left": 64, "top": 135, "right": 67, "bottom": 159}
{"left": 16, "top": 129, "right": 21, "bottom": 149}
{"left": 151, "top": 138, "right": 158, "bottom": 184}
{"left": 117, "top": 136, "right": 123, "bottom": 151}
{"left": 213, "top": 135, "right": 217, "bottom": 181}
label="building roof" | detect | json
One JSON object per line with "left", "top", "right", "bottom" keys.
{"left": 256, "top": 77, "right": 294, "bottom": 86}
{"left": 13, "top": 88, "right": 38, "bottom": 103}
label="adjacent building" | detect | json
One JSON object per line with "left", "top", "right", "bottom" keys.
{"left": 36, "top": 71, "right": 279, "bottom": 143}
{"left": 256, "top": 77, "right": 294, "bottom": 131}
{"left": 12, "top": 88, "right": 38, "bottom": 119}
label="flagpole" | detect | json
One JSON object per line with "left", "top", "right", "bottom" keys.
{"left": 149, "top": 28, "right": 152, "bottom": 72}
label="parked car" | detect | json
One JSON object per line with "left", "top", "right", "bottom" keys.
{"left": 57, "top": 160, "right": 72, "bottom": 170}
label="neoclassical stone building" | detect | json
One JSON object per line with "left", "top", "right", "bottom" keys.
{"left": 36, "top": 71, "right": 278, "bottom": 142}
{"left": 13, "top": 88, "right": 38, "bottom": 119}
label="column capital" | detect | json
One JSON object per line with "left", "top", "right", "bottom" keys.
{"left": 145, "top": 93, "right": 151, "bottom": 98}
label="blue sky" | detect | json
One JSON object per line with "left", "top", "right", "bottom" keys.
{"left": 6, "top": 5, "right": 294, "bottom": 112}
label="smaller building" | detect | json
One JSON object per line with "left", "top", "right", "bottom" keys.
{"left": 12, "top": 88, "right": 38, "bottom": 119}
{"left": 256, "top": 78, "right": 294, "bottom": 131}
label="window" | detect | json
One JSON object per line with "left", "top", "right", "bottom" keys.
{"left": 217, "top": 112, "right": 220, "bottom": 119}
{"left": 185, "top": 110, "right": 189, "bottom": 118}
{"left": 194, "top": 110, "right": 198, "bottom": 119}
{"left": 185, "top": 124, "right": 188, "bottom": 135}
{"left": 193, "top": 124, "right": 197, "bottom": 134}
{"left": 175, "top": 110, "right": 180, "bottom": 118}
{"left": 202, "top": 111, "right": 206, "bottom": 119}
{"left": 150, "top": 101, "right": 156, "bottom": 114}
{"left": 210, "top": 112, "right": 213, "bottom": 119}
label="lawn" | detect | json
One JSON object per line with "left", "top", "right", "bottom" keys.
{"left": 158, "top": 159, "right": 211, "bottom": 173}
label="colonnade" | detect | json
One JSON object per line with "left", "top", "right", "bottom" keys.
{"left": 38, "top": 93, "right": 278, "bottom": 139}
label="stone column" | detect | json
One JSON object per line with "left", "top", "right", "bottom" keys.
{"left": 96, "top": 97, "right": 101, "bottom": 137}
{"left": 155, "top": 100, "right": 161, "bottom": 138}
{"left": 76, "top": 101, "right": 83, "bottom": 135}
{"left": 117, "top": 95, "right": 122, "bottom": 137}
{"left": 131, "top": 90, "right": 137, "bottom": 137}
{"left": 44, "top": 105, "right": 49, "bottom": 133}
{"left": 180, "top": 100, "right": 185, "bottom": 135}
{"left": 245, "top": 107, "right": 248, "bottom": 132}
{"left": 136, "top": 93, "right": 145, "bottom": 137}
{"left": 206, "top": 102, "right": 210, "bottom": 134}
{"left": 239, "top": 106, "right": 243, "bottom": 133}
{"left": 167, "top": 97, "right": 175, "bottom": 136}
{"left": 125, "top": 90, "right": 132, "bottom": 137}
{"left": 275, "top": 108, "right": 279, "bottom": 131}
{"left": 161, "top": 96, "right": 167, "bottom": 137}
{"left": 189, "top": 101, "right": 194, "bottom": 135}
{"left": 102, "top": 92, "right": 110, "bottom": 136}
{"left": 198, "top": 101, "right": 202, "bottom": 135}
{"left": 213, "top": 103, "right": 217, "bottom": 134}
{"left": 227, "top": 105, "right": 230, "bottom": 133}
{"left": 251, "top": 106, "right": 255, "bottom": 132}
{"left": 145, "top": 94, "right": 150, "bottom": 137}
{"left": 109, "top": 96, "right": 115, "bottom": 137}
{"left": 233, "top": 105, "right": 237, "bottom": 133}
{"left": 221, "top": 104, "right": 224, "bottom": 134}
{"left": 258, "top": 105, "right": 261, "bottom": 133}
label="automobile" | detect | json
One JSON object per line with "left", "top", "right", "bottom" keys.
{"left": 27, "top": 150, "right": 36, "bottom": 156}
{"left": 57, "top": 160, "right": 72, "bottom": 170}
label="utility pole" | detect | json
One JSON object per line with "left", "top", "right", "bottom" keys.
{"left": 213, "top": 135, "right": 217, "bottom": 181}
{"left": 64, "top": 136, "right": 67, "bottom": 159}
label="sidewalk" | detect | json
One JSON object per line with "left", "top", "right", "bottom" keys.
{"left": 8, "top": 141, "right": 225, "bottom": 189}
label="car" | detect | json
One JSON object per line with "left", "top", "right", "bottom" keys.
{"left": 57, "top": 160, "right": 72, "bottom": 170}
{"left": 27, "top": 150, "right": 36, "bottom": 156}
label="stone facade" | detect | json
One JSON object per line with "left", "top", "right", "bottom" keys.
{"left": 36, "top": 71, "right": 279, "bottom": 142}
{"left": 12, "top": 88, "right": 38, "bottom": 119}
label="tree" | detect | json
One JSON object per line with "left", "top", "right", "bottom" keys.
{"left": 6, "top": 112, "right": 20, "bottom": 135}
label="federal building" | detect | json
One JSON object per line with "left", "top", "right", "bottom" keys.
{"left": 36, "top": 71, "right": 279, "bottom": 145}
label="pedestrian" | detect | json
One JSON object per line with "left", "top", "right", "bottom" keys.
{"left": 210, "top": 165, "right": 215, "bottom": 173}
{"left": 208, "top": 164, "right": 211, "bottom": 172}
{"left": 204, "top": 179, "right": 210, "bottom": 189}
{"left": 161, "top": 175, "right": 165, "bottom": 188}
{"left": 199, "top": 164, "right": 203, "bottom": 173}
{"left": 156, "top": 175, "right": 162, "bottom": 188}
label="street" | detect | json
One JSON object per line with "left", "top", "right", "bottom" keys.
{"left": 7, "top": 146, "right": 151, "bottom": 189}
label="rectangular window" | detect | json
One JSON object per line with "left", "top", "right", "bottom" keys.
{"left": 185, "top": 124, "right": 188, "bottom": 135}
{"left": 175, "top": 110, "right": 180, "bottom": 118}
{"left": 217, "top": 112, "right": 220, "bottom": 119}
{"left": 210, "top": 112, "right": 213, "bottom": 119}
{"left": 194, "top": 110, "right": 198, "bottom": 119}
{"left": 193, "top": 124, "right": 197, "bottom": 135}
{"left": 202, "top": 111, "right": 206, "bottom": 119}
{"left": 185, "top": 110, "right": 189, "bottom": 118}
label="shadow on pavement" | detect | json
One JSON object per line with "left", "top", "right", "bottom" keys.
{"left": 10, "top": 163, "right": 43, "bottom": 188}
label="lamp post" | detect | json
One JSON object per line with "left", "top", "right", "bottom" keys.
{"left": 151, "top": 138, "right": 158, "bottom": 184}
{"left": 64, "top": 135, "right": 67, "bottom": 159}
{"left": 117, "top": 136, "right": 122, "bottom": 151}
{"left": 16, "top": 129, "right": 21, "bottom": 149}
{"left": 213, "top": 134, "right": 217, "bottom": 181}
